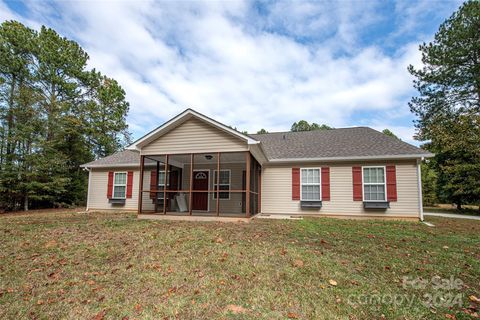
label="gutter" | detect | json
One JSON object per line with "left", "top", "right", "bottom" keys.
{"left": 83, "top": 167, "right": 92, "bottom": 211}
{"left": 80, "top": 163, "right": 140, "bottom": 169}
{"left": 267, "top": 153, "right": 434, "bottom": 164}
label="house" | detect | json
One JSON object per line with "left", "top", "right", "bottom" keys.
{"left": 80, "top": 109, "right": 433, "bottom": 221}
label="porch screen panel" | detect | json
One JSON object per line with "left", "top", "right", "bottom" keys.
{"left": 140, "top": 155, "right": 166, "bottom": 213}
{"left": 218, "top": 152, "right": 246, "bottom": 215}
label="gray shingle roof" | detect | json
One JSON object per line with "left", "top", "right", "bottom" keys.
{"left": 81, "top": 150, "right": 140, "bottom": 167}
{"left": 82, "top": 127, "right": 431, "bottom": 167}
{"left": 250, "top": 127, "right": 431, "bottom": 160}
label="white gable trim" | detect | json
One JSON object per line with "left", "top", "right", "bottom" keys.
{"left": 127, "top": 109, "right": 259, "bottom": 151}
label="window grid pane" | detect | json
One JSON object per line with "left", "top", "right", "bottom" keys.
{"left": 300, "top": 168, "right": 321, "bottom": 201}
{"left": 158, "top": 171, "right": 169, "bottom": 186}
{"left": 114, "top": 173, "right": 126, "bottom": 184}
{"left": 113, "top": 173, "right": 127, "bottom": 198}
{"left": 114, "top": 186, "right": 126, "bottom": 198}
{"left": 214, "top": 170, "right": 230, "bottom": 199}
{"left": 362, "top": 167, "right": 386, "bottom": 201}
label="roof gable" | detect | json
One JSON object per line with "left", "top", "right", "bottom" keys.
{"left": 127, "top": 109, "right": 258, "bottom": 151}
{"left": 140, "top": 117, "right": 250, "bottom": 155}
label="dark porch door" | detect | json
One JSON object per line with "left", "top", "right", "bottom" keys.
{"left": 192, "top": 170, "right": 209, "bottom": 210}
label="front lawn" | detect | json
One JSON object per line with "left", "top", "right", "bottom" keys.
{"left": 1, "top": 211, "right": 479, "bottom": 319}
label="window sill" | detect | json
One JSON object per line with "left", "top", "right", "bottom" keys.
{"left": 109, "top": 198, "right": 126, "bottom": 205}
{"left": 301, "top": 200, "right": 322, "bottom": 209}
{"left": 363, "top": 201, "right": 389, "bottom": 209}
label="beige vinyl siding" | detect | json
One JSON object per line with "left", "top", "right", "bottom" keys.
{"left": 261, "top": 160, "right": 420, "bottom": 218}
{"left": 87, "top": 168, "right": 139, "bottom": 211}
{"left": 141, "top": 118, "right": 248, "bottom": 155}
{"left": 87, "top": 167, "right": 158, "bottom": 211}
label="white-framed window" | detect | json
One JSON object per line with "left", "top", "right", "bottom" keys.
{"left": 213, "top": 170, "right": 231, "bottom": 200}
{"left": 113, "top": 172, "right": 127, "bottom": 199}
{"left": 300, "top": 168, "right": 321, "bottom": 201}
{"left": 157, "top": 171, "right": 169, "bottom": 199}
{"left": 362, "top": 166, "right": 386, "bottom": 201}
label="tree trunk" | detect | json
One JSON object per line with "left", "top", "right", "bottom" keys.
{"left": 24, "top": 194, "right": 28, "bottom": 211}
{"left": 456, "top": 202, "right": 462, "bottom": 210}
{"left": 47, "top": 83, "right": 56, "bottom": 142}
{"left": 6, "top": 75, "right": 16, "bottom": 163}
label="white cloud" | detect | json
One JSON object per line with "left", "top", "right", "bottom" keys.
{"left": 1, "top": 0, "right": 458, "bottom": 146}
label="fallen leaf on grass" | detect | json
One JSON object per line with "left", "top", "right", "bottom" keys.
{"left": 214, "top": 237, "right": 224, "bottom": 243}
{"left": 469, "top": 295, "right": 480, "bottom": 303}
{"left": 329, "top": 279, "right": 338, "bottom": 286}
{"left": 44, "top": 240, "right": 58, "bottom": 248}
{"left": 287, "top": 312, "right": 299, "bottom": 319}
{"left": 225, "top": 304, "right": 247, "bottom": 314}
{"left": 443, "top": 246, "right": 449, "bottom": 249}
{"left": 134, "top": 304, "right": 142, "bottom": 312}
{"left": 91, "top": 310, "right": 106, "bottom": 320}
{"left": 293, "top": 259, "right": 304, "bottom": 268}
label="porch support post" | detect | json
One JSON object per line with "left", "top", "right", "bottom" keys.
{"left": 155, "top": 159, "right": 160, "bottom": 213}
{"left": 163, "top": 155, "right": 168, "bottom": 214}
{"left": 138, "top": 155, "right": 144, "bottom": 215}
{"left": 216, "top": 152, "right": 220, "bottom": 216}
{"left": 258, "top": 165, "right": 262, "bottom": 214}
{"left": 245, "top": 151, "right": 251, "bottom": 218}
{"left": 189, "top": 153, "right": 194, "bottom": 216}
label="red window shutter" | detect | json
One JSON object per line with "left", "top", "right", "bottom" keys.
{"left": 107, "top": 172, "right": 114, "bottom": 199}
{"left": 386, "top": 165, "right": 397, "bottom": 202}
{"left": 292, "top": 168, "right": 300, "bottom": 200}
{"left": 352, "top": 167, "right": 363, "bottom": 201}
{"left": 126, "top": 171, "right": 134, "bottom": 198}
{"left": 150, "top": 170, "right": 157, "bottom": 199}
{"left": 321, "top": 167, "right": 330, "bottom": 201}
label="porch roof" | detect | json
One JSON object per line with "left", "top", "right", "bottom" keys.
{"left": 80, "top": 150, "right": 140, "bottom": 168}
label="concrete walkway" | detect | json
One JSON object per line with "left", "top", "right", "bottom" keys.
{"left": 424, "top": 212, "right": 480, "bottom": 220}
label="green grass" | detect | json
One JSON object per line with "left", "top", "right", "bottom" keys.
{"left": 0, "top": 211, "right": 479, "bottom": 319}
{"left": 424, "top": 205, "right": 480, "bottom": 216}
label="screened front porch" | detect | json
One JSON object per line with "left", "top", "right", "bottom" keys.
{"left": 138, "top": 151, "right": 261, "bottom": 218}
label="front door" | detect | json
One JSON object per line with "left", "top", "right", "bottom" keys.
{"left": 192, "top": 170, "right": 209, "bottom": 211}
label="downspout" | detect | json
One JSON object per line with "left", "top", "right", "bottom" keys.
{"left": 416, "top": 158, "right": 424, "bottom": 221}
{"left": 85, "top": 167, "right": 92, "bottom": 212}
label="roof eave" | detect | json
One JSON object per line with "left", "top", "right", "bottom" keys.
{"left": 267, "top": 153, "right": 434, "bottom": 163}
{"left": 80, "top": 163, "right": 140, "bottom": 169}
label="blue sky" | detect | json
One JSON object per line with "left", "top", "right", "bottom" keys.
{"left": 1, "top": 0, "right": 462, "bottom": 144}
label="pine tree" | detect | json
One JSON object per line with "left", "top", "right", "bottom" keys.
{"left": 408, "top": 1, "right": 480, "bottom": 209}
{"left": 382, "top": 129, "right": 400, "bottom": 140}
{"left": 291, "top": 120, "right": 332, "bottom": 132}
{"left": 0, "top": 21, "right": 130, "bottom": 211}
